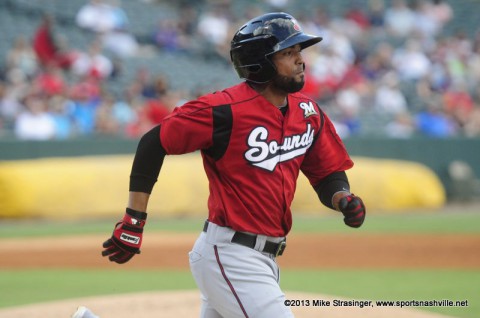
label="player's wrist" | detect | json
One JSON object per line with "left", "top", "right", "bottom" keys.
{"left": 332, "top": 191, "right": 350, "bottom": 211}
{"left": 124, "top": 208, "right": 147, "bottom": 229}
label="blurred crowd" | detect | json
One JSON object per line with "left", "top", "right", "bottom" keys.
{"left": 1, "top": 0, "right": 480, "bottom": 141}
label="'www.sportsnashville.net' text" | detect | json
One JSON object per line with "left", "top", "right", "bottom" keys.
{"left": 284, "top": 299, "right": 469, "bottom": 308}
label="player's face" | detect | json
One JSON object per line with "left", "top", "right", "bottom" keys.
{"left": 270, "top": 44, "right": 305, "bottom": 93}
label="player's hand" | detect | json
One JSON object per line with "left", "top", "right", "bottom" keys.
{"left": 338, "top": 194, "right": 366, "bottom": 228}
{"left": 102, "top": 208, "right": 147, "bottom": 264}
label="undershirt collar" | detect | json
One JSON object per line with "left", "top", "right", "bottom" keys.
{"left": 278, "top": 100, "right": 288, "bottom": 116}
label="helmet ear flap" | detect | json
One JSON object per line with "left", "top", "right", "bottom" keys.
{"left": 231, "top": 57, "right": 276, "bottom": 84}
{"left": 249, "top": 60, "right": 276, "bottom": 83}
{"left": 230, "top": 37, "right": 277, "bottom": 83}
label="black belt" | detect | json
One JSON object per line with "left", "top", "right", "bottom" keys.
{"left": 203, "top": 220, "right": 286, "bottom": 257}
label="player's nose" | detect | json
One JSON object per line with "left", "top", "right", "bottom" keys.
{"left": 295, "top": 50, "right": 305, "bottom": 65}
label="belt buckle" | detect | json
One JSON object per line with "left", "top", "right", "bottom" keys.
{"left": 275, "top": 240, "right": 287, "bottom": 257}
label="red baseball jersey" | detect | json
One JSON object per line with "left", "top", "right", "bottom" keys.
{"left": 160, "top": 82, "right": 353, "bottom": 236}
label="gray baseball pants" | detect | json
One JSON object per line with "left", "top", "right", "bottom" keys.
{"left": 189, "top": 221, "right": 293, "bottom": 318}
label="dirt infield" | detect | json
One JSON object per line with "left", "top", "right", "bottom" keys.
{"left": 1, "top": 232, "right": 479, "bottom": 269}
{"left": 1, "top": 232, "right": 478, "bottom": 318}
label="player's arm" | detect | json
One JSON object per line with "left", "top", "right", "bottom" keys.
{"left": 102, "top": 125, "right": 166, "bottom": 264}
{"left": 313, "top": 171, "right": 365, "bottom": 228}
{"left": 102, "top": 100, "right": 215, "bottom": 264}
{"left": 301, "top": 108, "right": 365, "bottom": 228}
{"left": 313, "top": 170, "right": 350, "bottom": 210}
{"left": 128, "top": 124, "right": 166, "bottom": 209}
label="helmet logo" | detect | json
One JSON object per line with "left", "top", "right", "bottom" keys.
{"left": 292, "top": 19, "right": 301, "bottom": 32}
{"left": 259, "top": 18, "right": 302, "bottom": 35}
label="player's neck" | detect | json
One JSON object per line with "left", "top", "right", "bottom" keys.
{"left": 248, "top": 82, "right": 288, "bottom": 108}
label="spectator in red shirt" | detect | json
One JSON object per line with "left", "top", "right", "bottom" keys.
{"left": 32, "top": 14, "right": 76, "bottom": 70}
{"left": 34, "top": 64, "right": 66, "bottom": 96}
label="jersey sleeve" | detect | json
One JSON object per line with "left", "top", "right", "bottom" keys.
{"left": 300, "top": 111, "right": 354, "bottom": 186}
{"left": 159, "top": 99, "right": 214, "bottom": 155}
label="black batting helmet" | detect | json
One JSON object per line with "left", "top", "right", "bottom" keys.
{"left": 230, "top": 12, "right": 323, "bottom": 83}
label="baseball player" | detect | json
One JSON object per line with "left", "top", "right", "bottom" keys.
{"left": 102, "top": 12, "right": 366, "bottom": 318}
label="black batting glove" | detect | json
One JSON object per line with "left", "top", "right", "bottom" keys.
{"left": 338, "top": 194, "right": 366, "bottom": 228}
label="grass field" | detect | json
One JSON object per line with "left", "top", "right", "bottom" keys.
{"left": 1, "top": 205, "right": 479, "bottom": 318}
{"left": 0, "top": 268, "right": 478, "bottom": 318}
{"left": 1, "top": 208, "right": 480, "bottom": 238}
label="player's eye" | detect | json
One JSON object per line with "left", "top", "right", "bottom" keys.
{"left": 283, "top": 45, "right": 302, "bottom": 57}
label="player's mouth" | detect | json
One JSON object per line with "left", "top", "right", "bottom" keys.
{"left": 296, "top": 70, "right": 305, "bottom": 79}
